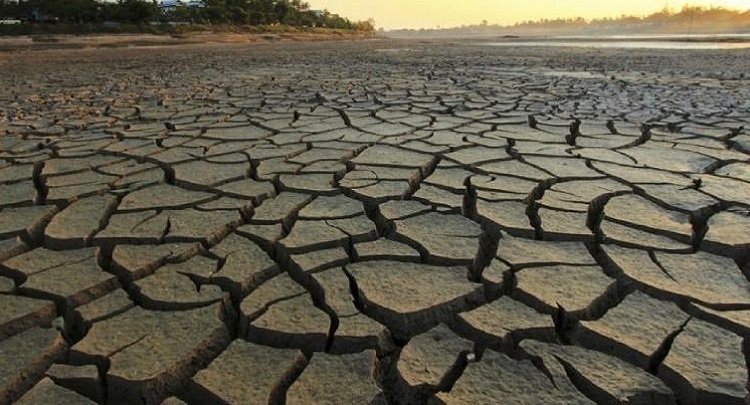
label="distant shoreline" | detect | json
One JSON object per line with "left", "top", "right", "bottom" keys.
{"left": 3, "top": 31, "right": 748, "bottom": 54}
{"left": 481, "top": 34, "right": 750, "bottom": 43}
{"left": 387, "top": 31, "right": 750, "bottom": 41}
{"left": 374, "top": 33, "right": 750, "bottom": 50}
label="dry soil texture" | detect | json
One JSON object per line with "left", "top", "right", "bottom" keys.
{"left": 0, "top": 40, "right": 749, "bottom": 405}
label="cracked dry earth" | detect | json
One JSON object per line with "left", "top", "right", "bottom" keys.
{"left": 0, "top": 40, "right": 749, "bottom": 405}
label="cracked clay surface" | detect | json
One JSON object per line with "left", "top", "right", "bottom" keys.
{"left": 0, "top": 40, "right": 749, "bottom": 404}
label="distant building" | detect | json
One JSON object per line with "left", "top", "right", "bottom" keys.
{"left": 158, "top": 0, "right": 205, "bottom": 14}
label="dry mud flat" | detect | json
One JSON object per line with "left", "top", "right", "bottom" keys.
{"left": 0, "top": 32, "right": 375, "bottom": 53}
{"left": 0, "top": 40, "right": 749, "bottom": 404}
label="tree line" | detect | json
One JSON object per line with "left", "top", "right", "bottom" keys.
{"left": 511, "top": 5, "right": 750, "bottom": 33}
{"left": 389, "top": 5, "right": 750, "bottom": 36}
{"left": 0, "top": 0, "right": 374, "bottom": 31}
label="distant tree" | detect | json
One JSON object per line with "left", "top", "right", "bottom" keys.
{"left": 118, "top": 0, "right": 156, "bottom": 23}
{"left": 353, "top": 18, "right": 375, "bottom": 32}
{"left": 45, "top": 0, "right": 100, "bottom": 23}
{"left": 0, "top": 0, "right": 18, "bottom": 18}
{"left": 1, "top": 0, "right": 375, "bottom": 31}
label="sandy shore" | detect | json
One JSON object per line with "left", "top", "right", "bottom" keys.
{"left": 0, "top": 40, "right": 749, "bottom": 404}
{"left": 0, "top": 31, "right": 376, "bottom": 52}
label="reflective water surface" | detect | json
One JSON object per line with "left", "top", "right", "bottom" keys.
{"left": 481, "top": 34, "right": 750, "bottom": 50}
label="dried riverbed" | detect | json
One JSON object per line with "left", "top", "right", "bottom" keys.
{"left": 0, "top": 40, "right": 749, "bottom": 404}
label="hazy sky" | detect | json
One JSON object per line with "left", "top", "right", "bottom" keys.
{"left": 305, "top": 1, "right": 750, "bottom": 29}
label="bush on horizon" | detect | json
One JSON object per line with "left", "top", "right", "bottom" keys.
{"left": 0, "top": 0, "right": 375, "bottom": 35}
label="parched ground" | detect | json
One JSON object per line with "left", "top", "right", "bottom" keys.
{"left": 0, "top": 40, "right": 749, "bottom": 405}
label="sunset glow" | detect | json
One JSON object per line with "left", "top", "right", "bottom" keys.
{"left": 306, "top": 0, "right": 750, "bottom": 29}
